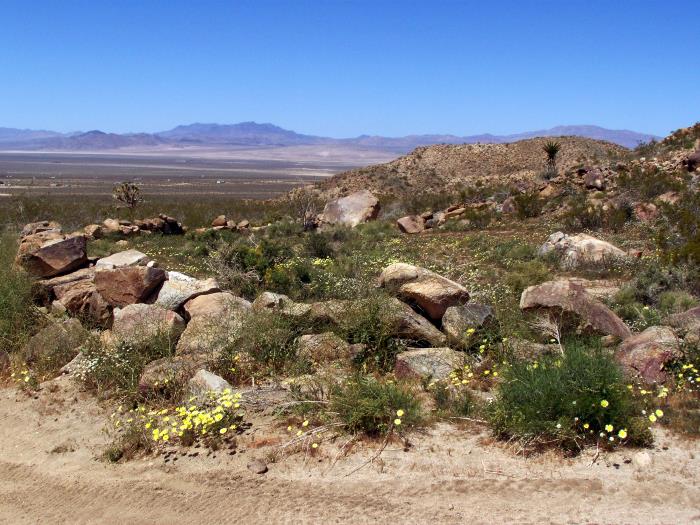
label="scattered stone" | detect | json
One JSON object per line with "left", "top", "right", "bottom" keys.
{"left": 633, "top": 451, "right": 653, "bottom": 468}
{"left": 184, "top": 292, "right": 251, "bottom": 320}
{"left": 188, "top": 369, "right": 232, "bottom": 398}
{"left": 95, "top": 266, "right": 166, "bottom": 306}
{"left": 211, "top": 215, "right": 228, "bottom": 227}
{"left": 616, "top": 326, "right": 681, "bottom": 384}
{"left": 83, "top": 224, "right": 104, "bottom": 239}
{"left": 583, "top": 169, "right": 606, "bottom": 190}
{"left": 18, "top": 235, "right": 88, "bottom": 278}
{"left": 247, "top": 459, "right": 268, "bottom": 474}
{"left": 319, "top": 190, "right": 380, "bottom": 228}
{"left": 95, "top": 249, "right": 149, "bottom": 269}
{"left": 112, "top": 303, "right": 185, "bottom": 345}
{"left": 155, "top": 272, "right": 220, "bottom": 311}
{"left": 395, "top": 347, "right": 465, "bottom": 381}
{"left": 21, "top": 220, "right": 62, "bottom": 238}
{"left": 520, "top": 279, "right": 632, "bottom": 340}
{"left": 397, "top": 215, "right": 425, "bottom": 234}
{"left": 379, "top": 263, "right": 469, "bottom": 321}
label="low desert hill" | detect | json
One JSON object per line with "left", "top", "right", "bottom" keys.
{"left": 306, "top": 136, "right": 626, "bottom": 199}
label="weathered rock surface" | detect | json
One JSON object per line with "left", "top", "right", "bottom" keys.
{"left": 616, "top": 326, "right": 681, "bottom": 384}
{"left": 397, "top": 215, "right": 425, "bottom": 234}
{"left": 319, "top": 190, "right": 380, "bottom": 228}
{"left": 395, "top": 347, "right": 464, "bottom": 381}
{"left": 154, "top": 271, "right": 220, "bottom": 311}
{"left": 520, "top": 279, "right": 632, "bottom": 339}
{"left": 95, "top": 249, "right": 149, "bottom": 269}
{"left": 34, "top": 267, "right": 95, "bottom": 301}
{"left": 21, "top": 221, "right": 62, "bottom": 238}
{"left": 665, "top": 306, "right": 700, "bottom": 333}
{"left": 54, "top": 279, "right": 112, "bottom": 327}
{"left": 379, "top": 263, "right": 469, "bottom": 321}
{"left": 18, "top": 236, "right": 88, "bottom": 278}
{"left": 253, "top": 292, "right": 312, "bottom": 319}
{"left": 442, "top": 303, "right": 497, "bottom": 346}
{"left": 188, "top": 369, "right": 232, "bottom": 398}
{"left": 139, "top": 354, "right": 206, "bottom": 395}
{"left": 95, "top": 266, "right": 166, "bottom": 306}
{"left": 112, "top": 303, "right": 185, "bottom": 345}
{"left": 386, "top": 298, "right": 447, "bottom": 346}
{"left": 538, "top": 232, "right": 626, "bottom": 267}
{"left": 184, "top": 292, "right": 251, "bottom": 320}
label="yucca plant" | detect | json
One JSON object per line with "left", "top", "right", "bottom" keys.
{"left": 543, "top": 141, "right": 561, "bottom": 179}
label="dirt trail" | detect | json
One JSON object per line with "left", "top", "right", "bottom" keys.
{"left": 1, "top": 377, "right": 699, "bottom": 524}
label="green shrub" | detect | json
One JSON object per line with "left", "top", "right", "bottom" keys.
{"left": 0, "top": 234, "right": 40, "bottom": 358}
{"left": 504, "top": 260, "right": 551, "bottom": 295}
{"left": 514, "top": 191, "right": 543, "bottom": 219}
{"left": 656, "top": 191, "right": 700, "bottom": 264}
{"left": 338, "top": 295, "right": 405, "bottom": 372}
{"left": 489, "top": 340, "right": 652, "bottom": 451}
{"left": 330, "top": 375, "right": 423, "bottom": 435}
{"left": 562, "top": 193, "right": 632, "bottom": 232}
{"left": 617, "top": 166, "right": 686, "bottom": 201}
{"left": 657, "top": 290, "right": 698, "bottom": 314}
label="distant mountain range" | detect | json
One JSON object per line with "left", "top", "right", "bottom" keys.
{"left": 0, "top": 122, "right": 659, "bottom": 152}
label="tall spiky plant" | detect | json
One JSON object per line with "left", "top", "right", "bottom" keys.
{"left": 543, "top": 141, "right": 561, "bottom": 179}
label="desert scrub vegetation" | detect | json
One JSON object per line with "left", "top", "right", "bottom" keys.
{"left": 0, "top": 233, "right": 40, "bottom": 361}
{"left": 329, "top": 375, "right": 423, "bottom": 436}
{"left": 489, "top": 340, "right": 652, "bottom": 452}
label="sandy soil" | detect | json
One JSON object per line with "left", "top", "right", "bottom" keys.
{"left": 1, "top": 376, "right": 699, "bottom": 524}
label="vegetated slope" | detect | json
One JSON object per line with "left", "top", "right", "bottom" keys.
{"left": 308, "top": 136, "right": 626, "bottom": 199}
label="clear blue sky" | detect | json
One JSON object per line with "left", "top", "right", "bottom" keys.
{"left": 1, "top": 0, "right": 698, "bottom": 137}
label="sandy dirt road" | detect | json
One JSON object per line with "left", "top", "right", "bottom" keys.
{"left": 1, "top": 376, "right": 699, "bottom": 524}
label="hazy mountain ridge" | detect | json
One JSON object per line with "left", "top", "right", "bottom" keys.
{"left": 0, "top": 122, "right": 659, "bottom": 151}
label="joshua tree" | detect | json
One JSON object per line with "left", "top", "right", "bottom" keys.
{"left": 112, "top": 181, "right": 143, "bottom": 210}
{"left": 543, "top": 141, "right": 561, "bottom": 179}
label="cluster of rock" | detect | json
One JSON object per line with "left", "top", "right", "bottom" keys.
{"left": 397, "top": 202, "right": 495, "bottom": 234}
{"left": 83, "top": 215, "right": 185, "bottom": 239}
{"left": 204, "top": 215, "right": 253, "bottom": 233}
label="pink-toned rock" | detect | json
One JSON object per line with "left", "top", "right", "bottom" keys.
{"left": 397, "top": 215, "right": 425, "bottom": 234}
{"left": 501, "top": 196, "right": 516, "bottom": 214}
{"left": 634, "top": 202, "right": 658, "bottom": 222}
{"left": 95, "top": 266, "right": 166, "bottom": 306}
{"left": 520, "top": 279, "right": 632, "bottom": 340}
{"left": 54, "top": 279, "right": 112, "bottom": 327}
{"left": 616, "top": 326, "right": 681, "bottom": 384}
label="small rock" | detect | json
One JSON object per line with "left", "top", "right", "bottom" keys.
{"left": 247, "top": 459, "right": 268, "bottom": 474}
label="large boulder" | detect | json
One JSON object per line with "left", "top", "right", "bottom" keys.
{"left": 538, "top": 232, "right": 626, "bottom": 268}
{"left": 112, "top": 303, "right": 185, "bottom": 346}
{"left": 319, "top": 190, "right": 380, "bottom": 228}
{"left": 442, "top": 303, "right": 498, "bottom": 347}
{"left": 184, "top": 292, "right": 251, "bottom": 320}
{"left": 520, "top": 279, "right": 632, "bottom": 340}
{"left": 396, "top": 215, "right": 425, "bottom": 234}
{"left": 378, "top": 263, "right": 469, "bottom": 321}
{"left": 18, "top": 236, "right": 88, "bottom": 278}
{"left": 94, "top": 266, "right": 166, "bottom": 306}
{"left": 33, "top": 267, "right": 95, "bottom": 303}
{"left": 154, "top": 271, "right": 220, "bottom": 311}
{"left": 683, "top": 150, "right": 700, "bottom": 172}
{"left": 95, "top": 249, "right": 149, "bottom": 269}
{"left": 395, "top": 347, "right": 464, "bottom": 381}
{"left": 17, "top": 230, "right": 66, "bottom": 257}
{"left": 386, "top": 298, "right": 447, "bottom": 346}
{"left": 616, "top": 326, "right": 681, "bottom": 384}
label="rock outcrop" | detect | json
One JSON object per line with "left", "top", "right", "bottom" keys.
{"left": 18, "top": 235, "right": 88, "bottom": 278}
{"left": 538, "top": 232, "right": 626, "bottom": 268}
{"left": 319, "top": 190, "right": 380, "bottom": 228}
{"left": 95, "top": 266, "right": 166, "bottom": 306}
{"left": 616, "top": 326, "right": 681, "bottom": 384}
{"left": 395, "top": 347, "right": 464, "bottom": 381}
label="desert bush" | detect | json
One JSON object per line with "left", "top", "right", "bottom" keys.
{"left": 514, "top": 191, "right": 543, "bottom": 219}
{"left": 78, "top": 332, "right": 175, "bottom": 399}
{"left": 656, "top": 191, "right": 700, "bottom": 264}
{"left": 304, "top": 231, "right": 335, "bottom": 258}
{"left": 504, "top": 260, "right": 551, "bottom": 295}
{"left": 489, "top": 340, "right": 652, "bottom": 451}
{"left": 492, "top": 239, "right": 538, "bottom": 265}
{"left": 658, "top": 290, "right": 698, "bottom": 314}
{"left": 617, "top": 166, "right": 686, "bottom": 201}
{"left": 562, "top": 193, "right": 632, "bottom": 232}
{"left": 338, "top": 294, "right": 405, "bottom": 372}
{"left": 330, "top": 375, "right": 423, "bottom": 435}
{"left": 0, "top": 233, "right": 40, "bottom": 358}
{"left": 112, "top": 181, "right": 143, "bottom": 210}
{"left": 218, "top": 309, "right": 303, "bottom": 376}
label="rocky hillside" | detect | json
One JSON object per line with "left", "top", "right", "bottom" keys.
{"left": 305, "top": 136, "right": 626, "bottom": 200}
